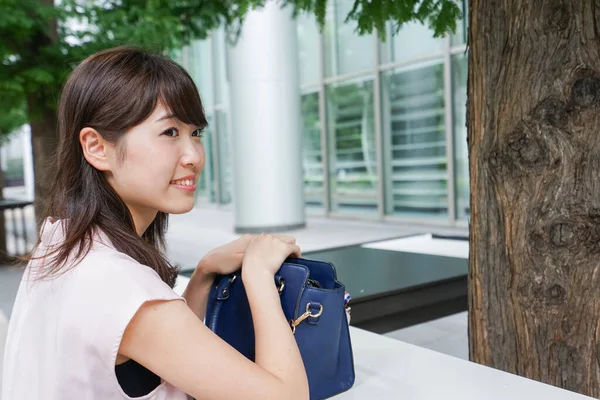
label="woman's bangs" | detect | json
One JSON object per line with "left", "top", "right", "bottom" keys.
{"left": 156, "top": 65, "right": 207, "bottom": 130}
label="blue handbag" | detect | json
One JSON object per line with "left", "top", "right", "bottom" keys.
{"left": 205, "top": 257, "right": 355, "bottom": 399}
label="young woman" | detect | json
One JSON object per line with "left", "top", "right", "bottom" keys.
{"left": 1, "top": 46, "right": 309, "bottom": 400}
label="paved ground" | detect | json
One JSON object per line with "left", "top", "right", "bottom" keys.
{"left": 0, "top": 309, "right": 6, "bottom": 387}
{"left": 0, "top": 265, "right": 23, "bottom": 319}
{"left": 386, "top": 311, "right": 469, "bottom": 360}
{"left": 164, "top": 207, "right": 467, "bottom": 270}
{"left": 0, "top": 263, "right": 23, "bottom": 393}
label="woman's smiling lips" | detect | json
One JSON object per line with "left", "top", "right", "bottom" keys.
{"left": 170, "top": 175, "right": 197, "bottom": 192}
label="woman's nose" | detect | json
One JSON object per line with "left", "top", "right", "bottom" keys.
{"left": 180, "top": 138, "right": 203, "bottom": 168}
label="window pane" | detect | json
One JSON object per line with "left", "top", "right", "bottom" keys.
{"left": 327, "top": 79, "right": 378, "bottom": 215}
{"left": 189, "top": 39, "right": 214, "bottom": 108}
{"left": 1, "top": 130, "right": 26, "bottom": 188}
{"left": 195, "top": 114, "right": 216, "bottom": 204}
{"left": 301, "top": 92, "right": 324, "bottom": 212}
{"left": 452, "top": 54, "right": 469, "bottom": 219}
{"left": 324, "top": 0, "right": 374, "bottom": 77}
{"left": 213, "top": 27, "right": 228, "bottom": 105}
{"left": 382, "top": 61, "right": 448, "bottom": 218}
{"left": 297, "top": 14, "right": 320, "bottom": 86}
{"left": 451, "top": 0, "right": 468, "bottom": 46}
{"left": 381, "top": 22, "right": 445, "bottom": 64}
{"left": 216, "top": 110, "right": 233, "bottom": 205}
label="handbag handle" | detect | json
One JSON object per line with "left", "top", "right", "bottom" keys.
{"left": 275, "top": 275, "right": 285, "bottom": 294}
{"left": 217, "top": 274, "right": 285, "bottom": 299}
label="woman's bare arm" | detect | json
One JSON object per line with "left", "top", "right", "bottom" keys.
{"left": 182, "top": 267, "right": 214, "bottom": 321}
{"left": 119, "top": 296, "right": 308, "bottom": 400}
{"left": 119, "top": 235, "right": 309, "bottom": 400}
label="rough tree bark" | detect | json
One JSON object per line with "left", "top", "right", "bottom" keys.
{"left": 468, "top": 0, "right": 600, "bottom": 396}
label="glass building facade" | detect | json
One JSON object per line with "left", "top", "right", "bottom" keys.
{"left": 176, "top": 0, "right": 469, "bottom": 226}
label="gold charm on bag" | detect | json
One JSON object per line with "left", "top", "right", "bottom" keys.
{"left": 290, "top": 303, "right": 324, "bottom": 334}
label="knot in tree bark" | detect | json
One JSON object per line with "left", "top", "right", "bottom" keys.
{"left": 570, "top": 70, "right": 600, "bottom": 108}
{"left": 533, "top": 99, "right": 568, "bottom": 129}
{"left": 550, "top": 222, "right": 575, "bottom": 247}
{"left": 543, "top": 2, "right": 570, "bottom": 33}
{"left": 488, "top": 151, "right": 501, "bottom": 169}
{"left": 508, "top": 136, "right": 542, "bottom": 164}
{"left": 547, "top": 284, "right": 567, "bottom": 304}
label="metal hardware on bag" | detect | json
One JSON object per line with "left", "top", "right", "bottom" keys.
{"left": 221, "top": 275, "right": 237, "bottom": 297}
{"left": 277, "top": 278, "right": 285, "bottom": 294}
{"left": 290, "top": 303, "right": 324, "bottom": 334}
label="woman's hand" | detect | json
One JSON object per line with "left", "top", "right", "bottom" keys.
{"left": 197, "top": 234, "right": 298, "bottom": 277}
{"left": 241, "top": 234, "right": 302, "bottom": 282}
{"left": 184, "top": 234, "right": 299, "bottom": 320}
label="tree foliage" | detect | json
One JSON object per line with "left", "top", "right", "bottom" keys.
{"left": 283, "top": 0, "right": 461, "bottom": 40}
{"left": 0, "top": 0, "right": 461, "bottom": 136}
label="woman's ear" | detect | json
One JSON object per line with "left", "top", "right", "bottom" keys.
{"left": 79, "top": 127, "right": 112, "bottom": 171}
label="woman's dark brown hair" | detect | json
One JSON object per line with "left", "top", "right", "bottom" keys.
{"left": 29, "top": 46, "right": 207, "bottom": 288}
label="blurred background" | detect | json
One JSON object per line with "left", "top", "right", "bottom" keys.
{"left": 0, "top": 0, "right": 469, "bottom": 229}
{"left": 0, "top": 0, "right": 470, "bottom": 387}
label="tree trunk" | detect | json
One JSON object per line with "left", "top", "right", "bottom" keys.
{"left": 27, "top": 95, "right": 58, "bottom": 227}
{"left": 25, "top": 0, "right": 58, "bottom": 228}
{"left": 0, "top": 150, "right": 8, "bottom": 263}
{"left": 468, "top": 0, "right": 600, "bottom": 396}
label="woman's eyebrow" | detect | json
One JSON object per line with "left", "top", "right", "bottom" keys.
{"left": 155, "top": 114, "right": 177, "bottom": 123}
{"left": 155, "top": 113, "right": 205, "bottom": 130}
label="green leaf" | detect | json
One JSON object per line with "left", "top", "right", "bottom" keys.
{"left": 21, "top": 68, "right": 55, "bottom": 85}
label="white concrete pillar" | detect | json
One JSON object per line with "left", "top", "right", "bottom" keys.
{"left": 227, "top": 1, "right": 305, "bottom": 233}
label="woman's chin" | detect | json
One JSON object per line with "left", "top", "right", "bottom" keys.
{"left": 162, "top": 201, "right": 195, "bottom": 215}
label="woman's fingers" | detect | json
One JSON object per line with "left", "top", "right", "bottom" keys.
{"left": 240, "top": 234, "right": 295, "bottom": 245}
{"left": 289, "top": 244, "right": 302, "bottom": 259}
{"left": 273, "top": 234, "right": 296, "bottom": 244}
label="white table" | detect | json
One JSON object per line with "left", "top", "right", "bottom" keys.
{"left": 175, "top": 276, "right": 591, "bottom": 400}
{"left": 335, "top": 327, "right": 591, "bottom": 399}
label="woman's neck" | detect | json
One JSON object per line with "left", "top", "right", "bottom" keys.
{"left": 128, "top": 206, "right": 158, "bottom": 236}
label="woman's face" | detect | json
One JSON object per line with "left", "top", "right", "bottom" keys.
{"left": 106, "top": 103, "right": 205, "bottom": 232}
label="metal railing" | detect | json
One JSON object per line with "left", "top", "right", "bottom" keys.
{"left": 0, "top": 199, "right": 35, "bottom": 258}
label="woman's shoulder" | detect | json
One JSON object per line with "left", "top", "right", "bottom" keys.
{"left": 60, "top": 243, "right": 181, "bottom": 315}
{"left": 78, "top": 243, "right": 167, "bottom": 285}
{"left": 29, "top": 218, "right": 179, "bottom": 305}
{"left": 37, "top": 217, "right": 166, "bottom": 282}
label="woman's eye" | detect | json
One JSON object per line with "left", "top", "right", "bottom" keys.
{"left": 192, "top": 128, "right": 204, "bottom": 138}
{"left": 163, "top": 128, "right": 179, "bottom": 137}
